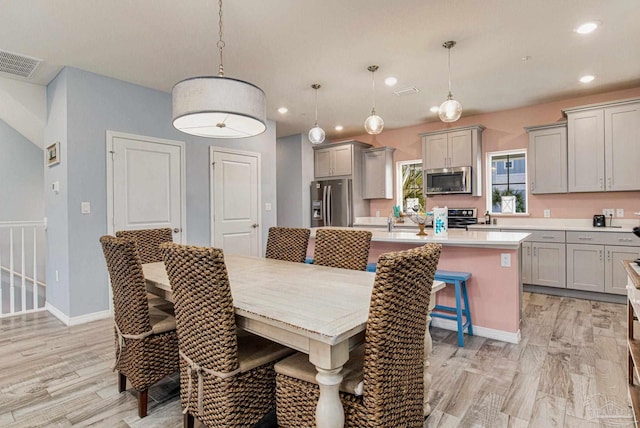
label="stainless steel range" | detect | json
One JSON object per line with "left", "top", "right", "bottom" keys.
{"left": 447, "top": 208, "right": 478, "bottom": 229}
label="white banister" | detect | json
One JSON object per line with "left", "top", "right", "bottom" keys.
{"left": 0, "top": 220, "right": 46, "bottom": 317}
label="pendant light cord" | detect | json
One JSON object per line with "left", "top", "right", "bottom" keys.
{"left": 371, "top": 69, "right": 376, "bottom": 113}
{"left": 314, "top": 85, "right": 319, "bottom": 126}
{"left": 217, "top": 0, "right": 225, "bottom": 76}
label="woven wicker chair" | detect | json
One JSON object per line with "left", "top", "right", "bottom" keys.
{"left": 161, "top": 243, "right": 295, "bottom": 428}
{"left": 265, "top": 227, "right": 310, "bottom": 263}
{"left": 275, "top": 243, "right": 442, "bottom": 428}
{"left": 99, "top": 235, "right": 179, "bottom": 418}
{"left": 313, "top": 228, "right": 372, "bottom": 271}
{"left": 115, "top": 228, "right": 173, "bottom": 264}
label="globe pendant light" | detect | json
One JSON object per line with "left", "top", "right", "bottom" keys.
{"left": 438, "top": 41, "right": 462, "bottom": 123}
{"left": 308, "top": 84, "right": 325, "bottom": 144}
{"left": 364, "top": 65, "right": 384, "bottom": 134}
{"left": 172, "top": 0, "right": 266, "bottom": 138}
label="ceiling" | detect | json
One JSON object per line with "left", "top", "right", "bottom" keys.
{"left": 1, "top": 0, "right": 639, "bottom": 140}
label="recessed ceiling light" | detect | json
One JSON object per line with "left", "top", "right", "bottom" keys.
{"left": 575, "top": 21, "right": 599, "bottom": 34}
{"left": 334, "top": 125, "right": 344, "bottom": 131}
{"left": 579, "top": 74, "right": 595, "bottom": 83}
{"left": 384, "top": 76, "right": 398, "bottom": 86}
{"left": 429, "top": 106, "right": 439, "bottom": 113}
{"left": 277, "top": 107, "right": 288, "bottom": 114}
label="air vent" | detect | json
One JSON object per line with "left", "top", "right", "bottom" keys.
{"left": 393, "top": 87, "right": 420, "bottom": 96}
{"left": 0, "top": 49, "right": 41, "bottom": 78}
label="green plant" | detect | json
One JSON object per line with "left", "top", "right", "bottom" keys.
{"left": 491, "top": 188, "right": 525, "bottom": 213}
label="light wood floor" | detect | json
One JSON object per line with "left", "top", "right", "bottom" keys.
{"left": 0, "top": 292, "right": 634, "bottom": 427}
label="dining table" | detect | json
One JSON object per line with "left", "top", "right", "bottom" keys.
{"left": 143, "top": 253, "right": 444, "bottom": 428}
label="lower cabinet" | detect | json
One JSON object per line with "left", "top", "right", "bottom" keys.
{"left": 566, "top": 231, "right": 640, "bottom": 295}
{"left": 531, "top": 242, "right": 566, "bottom": 288}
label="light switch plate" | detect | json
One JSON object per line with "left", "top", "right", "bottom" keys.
{"left": 617, "top": 208, "right": 624, "bottom": 217}
{"left": 265, "top": 202, "right": 272, "bottom": 211}
{"left": 81, "top": 202, "right": 91, "bottom": 214}
{"left": 543, "top": 209, "right": 550, "bottom": 218}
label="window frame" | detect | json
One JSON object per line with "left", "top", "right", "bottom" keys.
{"left": 395, "top": 159, "right": 424, "bottom": 211}
{"left": 485, "top": 149, "right": 529, "bottom": 216}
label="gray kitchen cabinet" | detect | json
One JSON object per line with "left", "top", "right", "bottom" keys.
{"left": 564, "top": 98, "right": 640, "bottom": 192}
{"left": 420, "top": 125, "right": 484, "bottom": 196}
{"left": 313, "top": 140, "right": 371, "bottom": 179}
{"left": 505, "top": 229, "right": 566, "bottom": 289}
{"left": 566, "top": 231, "right": 640, "bottom": 295}
{"left": 362, "top": 146, "right": 395, "bottom": 199}
{"left": 567, "top": 244, "right": 605, "bottom": 292}
{"left": 525, "top": 122, "right": 567, "bottom": 194}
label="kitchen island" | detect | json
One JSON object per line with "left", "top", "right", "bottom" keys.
{"left": 309, "top": 227, "right": 530, "bottom": 343}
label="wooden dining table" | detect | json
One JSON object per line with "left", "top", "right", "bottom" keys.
{"left": 143, "top": 253, "right": 444, "bottom": 428}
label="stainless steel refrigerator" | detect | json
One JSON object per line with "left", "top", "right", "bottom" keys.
{"left": 310, "top": 178, "right": 369, "bottom": 227}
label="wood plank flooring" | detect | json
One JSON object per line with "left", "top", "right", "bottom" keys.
{"left": 0, "top": 292, "right": 634, "bottom": 427}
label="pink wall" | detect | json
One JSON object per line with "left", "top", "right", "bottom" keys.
{"left": 343, "top": 87, "right": 640, "bottom": 219}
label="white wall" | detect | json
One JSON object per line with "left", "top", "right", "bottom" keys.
{"left": 0, "top": 76, "right": 46, "bottom": 147}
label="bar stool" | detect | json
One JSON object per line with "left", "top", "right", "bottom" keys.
{"left": 431, "top": 270, "right": 473, "bottom": 347}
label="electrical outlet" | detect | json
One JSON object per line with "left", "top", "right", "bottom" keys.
{"left": 543, "top": 209, "right": 550, "bottom": 218}
{"left": 501, "top": 253, "right": 511, "bottom": 267}
{"left": 603, "top": 208, "right": 614, "bottom": 217}
{"left": 616, "top": 208, "right": 624, "bottom": 218}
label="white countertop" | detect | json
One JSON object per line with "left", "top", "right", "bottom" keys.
{"left": 311, "top": 227, "right": 530, "bottom": 250}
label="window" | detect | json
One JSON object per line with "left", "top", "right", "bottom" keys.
{"left": 395, "top": 159, "right": 424, "bottom": 212}
{"left": 486, "top": 150, "right": 527, "bottom": 214}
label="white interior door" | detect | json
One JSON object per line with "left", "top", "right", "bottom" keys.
{"left": 210, "top": 148, "right": 260, "bottom": 256}
{"left": 107, "top": 132, "right": 185, "bottom": 242}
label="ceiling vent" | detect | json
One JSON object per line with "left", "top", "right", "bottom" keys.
{"left": 0, "top": 49, "right": 41, "bottom": 78}
{"left": 393, "top": 87, "right": 420, "bottom": 96}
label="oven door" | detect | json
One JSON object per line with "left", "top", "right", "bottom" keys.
{"left": 425, "top": 166, "right": 472, "bottom": 195}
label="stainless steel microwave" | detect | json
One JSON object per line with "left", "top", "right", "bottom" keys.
{"left": 425, "top": 166, "right": 472, "bottom": 195}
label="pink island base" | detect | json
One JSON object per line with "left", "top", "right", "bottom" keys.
{"left": 309, "top": 238, "right": 522, "bottom": 344}
{"left": 368, "top": 243, "right": 521, "bottom": 344}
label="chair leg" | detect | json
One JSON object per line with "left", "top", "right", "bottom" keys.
{"left": 184, "top": 413, "right": 195, "bottom": 428}
{"left": 118, "top": 372, "right": 126, "bottom": 393}
{"left": 454, "top": 281, "right": 465, "bottom": 347}
{"left": 461, "top": 281, "right": 473, "bottom": 336}
{"left": 138, "top": 389, "right": 148, "bottom": 418}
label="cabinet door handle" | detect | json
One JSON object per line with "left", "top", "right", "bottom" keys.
{"left": 599, "top": 250, "right": 603, "bottom": 261}
{"left": 533, "top": 247, "right": 537, "bottom": 257}
{"left": 531, "top": 182, "right": 535, "bottom": 191}
{"left": 527, "top": 247, "right": 530, "bottom": 256}
{"left": 541, "top": 235, "right": 555, "bottom": 239}
{"left": 619, "top": 238, "right": 633, "bottom": 242}
{"left": 599, "top": 178, "right": 603, "bottom": 189}
{"left": 607, "top": 177, "right": 612, "bottom": 188}
{"left": 607, "top": 250, "right": 611, "bottom": 261}
{"left": 444, "top": 157, "right": 448, "bottom": 168}
{"left": 578, "top": 236, "right": 593, "bottom": 240}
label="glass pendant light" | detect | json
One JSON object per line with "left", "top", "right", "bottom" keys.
{"left": 308, "top": 83, "right": 325, "bottom": 144}
{"left": 172, "top": 0, "right": 266, "bottom": 138}
{"left": 438, "top": 41, "right": 462, "bottom": 123}
{"left": 364, "top": 65, "right": 384, "bottom": 134}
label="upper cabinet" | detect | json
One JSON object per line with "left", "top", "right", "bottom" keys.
{"left": 564, "top": 98, "right": 640, "bottom": 192}
{"left": 525, "top": 122, "right": 567, "bottom": 194}
{"left": 313, "top": 140, "right": 371, "bottom": 179}
{"left": 420, "top": 125, "right": 484, "bottom": 196}
{"left": 362, "top": 147, "right": 395, "bottom": 199}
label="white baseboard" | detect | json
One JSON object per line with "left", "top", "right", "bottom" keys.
{"left": 46, "top": 302, "right": 111, "bottom": 326}
{"left": 430, "top": 318, "right": 521, "bottom": 344}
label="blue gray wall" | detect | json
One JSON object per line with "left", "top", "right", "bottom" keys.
{"left": 0, "top": 118, "right": 44, "bottom": 222}
{"left": 276, "top": 133, "right": 314, "bottom": 227}
{"left": 45, "top": 67, "right": 277, "bottom": 319}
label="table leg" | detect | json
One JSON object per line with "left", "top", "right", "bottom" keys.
{"left": 315, "top": 366, "right": 345, "bottom": 428}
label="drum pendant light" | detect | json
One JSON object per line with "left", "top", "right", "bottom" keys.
{"left": 364, "top": 65, "right": 384, "bottom": 134}
{"left": 172, "top": 0, "right": 266, "bottom": 138}
{"left": 438, "top": 41, "right": 463, "bottom": 123}
{"left": 308, "top": 84, "right": 325, "bottom": 144}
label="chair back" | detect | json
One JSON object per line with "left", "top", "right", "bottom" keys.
{"left": 100, "top": 235, "right": 152, "bottom": 335}
{"left": 313, "top": 228, "right": 372, "bottom": 270}
{"left": 363, "top": 243, "right": 442, "bottom": 424}
{"left": 161, "top": 243, "right": 239, "bottom": 374}
{"left": 265, "top": 227, "right": 310, "bottom": 263}
{"left": 116, "top": 228, "right": 173, "bottom": 264}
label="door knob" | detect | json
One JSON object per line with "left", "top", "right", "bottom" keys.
{"left": 173, "top": 228, "right": 181, "bottom": 233}
{"left": 251, "top": 223, "right": 259, "bottom": 228}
